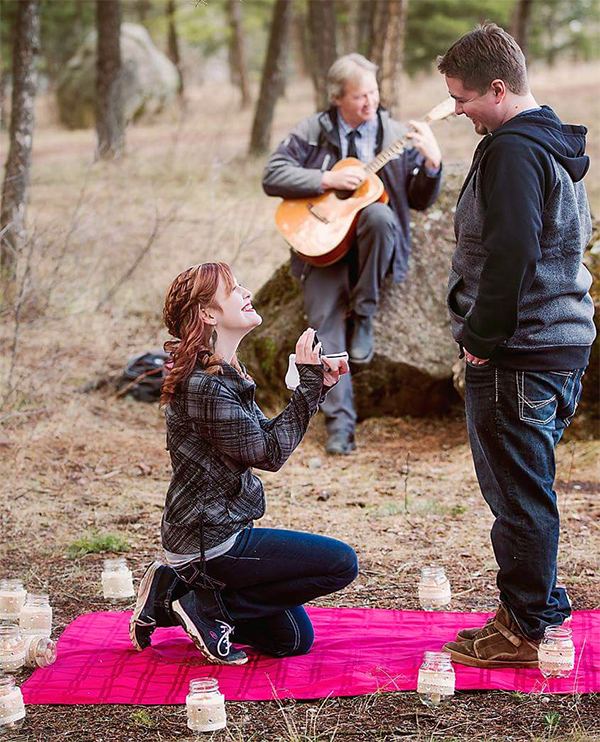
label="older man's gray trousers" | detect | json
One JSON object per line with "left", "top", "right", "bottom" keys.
{"left": 300, "top": 203, "right": 399, "bottom": 435}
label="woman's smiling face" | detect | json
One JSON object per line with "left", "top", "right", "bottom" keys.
{"left": 210, "top": 277, "right": 262, "bottom": 336}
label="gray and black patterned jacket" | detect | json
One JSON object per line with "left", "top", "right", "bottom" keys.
{"left": 161, "top": 362, "right": 326, "bottom": 555}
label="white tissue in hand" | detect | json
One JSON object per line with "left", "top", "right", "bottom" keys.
{"left": 285, "top": 354, "right": 300, "bottom": 390}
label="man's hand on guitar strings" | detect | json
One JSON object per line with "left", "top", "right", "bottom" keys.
{"left": 406, "top": 120, "right": 442, "bottom": 171}
{"left": 321, "top": 166, "right": 367, "bottom": 192}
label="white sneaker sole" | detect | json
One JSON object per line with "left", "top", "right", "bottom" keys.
{"left": 171, "top": 599, "right": 248, "bottom": 666}
{"left": 129, "top": 561, "right": 161, "bottom": 652}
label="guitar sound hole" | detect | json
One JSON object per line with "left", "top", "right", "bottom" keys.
{"left": 335, "top": 189, "right": 355, "bottom": 200}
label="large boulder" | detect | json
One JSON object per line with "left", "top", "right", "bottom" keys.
{"left": 243, "top": 166, "right": 466, "bottom": 419}
{"left": 56, "top": 23, "right": 180, "bottom": 129}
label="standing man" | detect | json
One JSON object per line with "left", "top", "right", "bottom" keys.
{"left": 438, "top": 23, "right": 595, "bottom": 667}
{"left": 263, "top": 54, "right": 442, "bottom": 455}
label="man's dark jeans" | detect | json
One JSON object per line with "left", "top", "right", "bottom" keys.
{"left": 465, "top": 362, "right": 585, "bottom": 640}
{"left": 174, "top": 527, "right": 358, "bottom": 657}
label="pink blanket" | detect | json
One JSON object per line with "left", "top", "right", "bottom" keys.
{"left": 22, "top": 608, "right": 599, "bottom": 704}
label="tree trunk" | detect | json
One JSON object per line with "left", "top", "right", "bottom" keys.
{"left": 226, "top": 0, "right": 252, "bottom": 109}
{"left": 358, "top": 2, "right": 376, "bottom": 57}
{"left": 511, "top": 0, "right": 535, "bottom": 60}
{"left": 291, "top": 6, "right": 311, "bottom": 78}
{"left": 75, "top": 0, "right": 86, "bottom": 43}
{"left": 0, "top": 69, "right": 9, "bottom": 130}
{"left": 136, "top": 0, "right": 150, "bottom": 24}
{"left": 545, "top": 1, "right": 558, "bottom": 67}
{"left": 95, "top": 0, "right": 124, "bottom": 160}
{"left": 338, "top": 0, "right": 359, "bottom": 56}
{"left": 373, "top": 0, "right": 408, "bottom": 115}
{"left": 307, "top": 0, "right": 337, "bottom": 111}
{"left": 248, "top": 0, "right": 293, "bottom": 157}
{"left": 0, "top": 0, "right": 40, "bottom": 281}
{"left": 167, "top": 0, "right": 184, "bottom": 96}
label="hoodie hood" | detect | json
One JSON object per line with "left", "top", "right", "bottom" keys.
{"left": 490, "top": 105, "right": 589, "bottom": 182}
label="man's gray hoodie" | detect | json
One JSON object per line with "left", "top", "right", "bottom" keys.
{"left": 449, "top": 105, "right": 595, "bottom": 369}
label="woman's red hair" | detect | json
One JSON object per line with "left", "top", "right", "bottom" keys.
{"left": 161, "top": 262, "right": 248, "bottom": 406}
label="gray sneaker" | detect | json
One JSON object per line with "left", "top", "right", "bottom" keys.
{"left": 172, "top": 593, "right": 247, "bottom": 665}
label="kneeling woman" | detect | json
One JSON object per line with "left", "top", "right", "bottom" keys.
{"left": 130, "top": 262, "right": 358, "bottom": 665}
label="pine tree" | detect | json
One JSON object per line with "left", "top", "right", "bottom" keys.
{"left": 0, "top": 0, "right": 40, "bottom": 282}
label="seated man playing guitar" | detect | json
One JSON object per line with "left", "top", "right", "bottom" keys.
{"left": 262, "top": 53, "right": 443, "bottom": 455}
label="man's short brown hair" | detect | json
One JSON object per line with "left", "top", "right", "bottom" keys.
{"left": 437, "top": 22, "right": 528, "bottom": 95}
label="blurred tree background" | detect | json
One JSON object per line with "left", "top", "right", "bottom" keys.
{"left": 1, "top": 0, "right": 599, "bottom": 104}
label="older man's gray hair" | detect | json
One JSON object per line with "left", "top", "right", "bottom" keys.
{"left": 327, "top": 54, "right": 378, "bottom": 102}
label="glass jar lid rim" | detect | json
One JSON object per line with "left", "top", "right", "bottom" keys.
{"left": 423, "top": 650, "right": 452, "bottom": 660}
{"left": 189, "top": 678, "right": 220, "bottom": 691}
{"left": 544, "top": 625, "right": 573, "bottom": 638}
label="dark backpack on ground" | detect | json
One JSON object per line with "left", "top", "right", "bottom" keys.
{"left": 117, "top": 350, "right": 168, "bottom": 402}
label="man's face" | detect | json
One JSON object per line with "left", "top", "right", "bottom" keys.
{"left": 335, "top": 72, "right": 379, "bottom": 128}
{"left": 445, "top": 76, "right": 501, "bottom": 135}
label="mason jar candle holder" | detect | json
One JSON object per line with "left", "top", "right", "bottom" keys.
{"left": 538, "top": 625, "right": 575, "bottom": 678}
{"left": 0, "top": 581, "right": 27, "bottom": 622}
{"left": 24, "top": 635, "right": 57, "bottom": 669}
{"left": 19, "top": 593, "right": 52, "bottom": 637}
{"left": 0, "top": 626, "right": 26, "bottom": 674}
{"left": 0, "top": 672, "right": 25, "bottom": 733}
{"left": 186, "top": 678, "right": 227, "bottom": 733}
{"left": 418, "top": 566, "right": 451, "bottom": 611}
{"left": 417, "top": 651, "right": 455, "bottom": 708}
{"left": 101, "top": 558, "right": 134, "bottom": 601}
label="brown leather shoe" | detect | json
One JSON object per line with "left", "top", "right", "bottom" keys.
{"left": 444, "top": 604, "right": 539, "bottom": 669}
{"left": 456, "top": 616, "right": 494, "bottom": 642}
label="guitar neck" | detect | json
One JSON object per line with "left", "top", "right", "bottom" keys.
{"left": 365, "top": 114, "right": 433, "bottom": 175}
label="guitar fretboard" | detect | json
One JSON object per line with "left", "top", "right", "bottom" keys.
{"left": 365, "top": 113, "right": 434, "bottom": 175}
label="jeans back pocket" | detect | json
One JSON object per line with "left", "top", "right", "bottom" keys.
{"left": 516, "top": 371, "right": 564, "bottom": 426}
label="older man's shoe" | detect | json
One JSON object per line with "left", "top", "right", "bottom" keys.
{"left": 444, "top": 604, "right": 539, "bottom": 668}
{"left": 349, "top": 315, "right": 374, "bottom": 364}
{"left": 325, "top": 430, "right": 356, "bottom": 456}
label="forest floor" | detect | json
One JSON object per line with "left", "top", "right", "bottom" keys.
{"left": 0, "top": 64, "right": 599, "bottom": 741}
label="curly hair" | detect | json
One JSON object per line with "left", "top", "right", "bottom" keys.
{"left": 160, "top": 262, "right": 249, "bottom": 406}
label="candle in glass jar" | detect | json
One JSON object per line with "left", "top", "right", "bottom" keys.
{"left": 0, "top": 580, "right": 27, "bottom": 622}
{"left": 418, "top": 566, "right": 451, "bottom": 611}
{"left": 24, "top": 635, "right": 57, "bottom": 669}
{"left": 538, "top": 626, "right": 575, "bottom": 678}
{"left": 417, "top": 651, "right": 455, "bottom": 708}
{"left": 0, "top": 626, "right": 26, "bottom": 673}
{"left": 19, "top": 593, "right": 52, "bottom": 637}
{"left": 186, "top": 678, "right": 227, "bottom": 732}
{"left": 101, "top": 558, "right": 134, "bottom": 600}
{"left": 0, "top": 672, "right": 25, "bottom": 732}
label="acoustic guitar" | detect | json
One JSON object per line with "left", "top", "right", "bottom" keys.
{"left": 274, "top": 98, "right": 455, "bottom": 267}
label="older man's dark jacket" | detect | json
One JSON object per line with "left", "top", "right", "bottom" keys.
{"left": 263, "top": 106, "right": 442, "bottom": 283}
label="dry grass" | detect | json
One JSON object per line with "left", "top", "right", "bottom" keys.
{"left": 0, "top": 64, "right": 599, "bottom": 741}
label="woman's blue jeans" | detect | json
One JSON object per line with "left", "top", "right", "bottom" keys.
{"left": 173, "top": 527, "right": 358, "bottom": 657}
{"left": 465, "top": 363, "right": 585, "bottom": 640}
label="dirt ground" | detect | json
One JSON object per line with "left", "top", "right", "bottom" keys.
{"left": 1, "top": 407, "right": 599, "bottom": 741}
{"left": 0, "top": 63, "right": 599, "bottom": 741}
